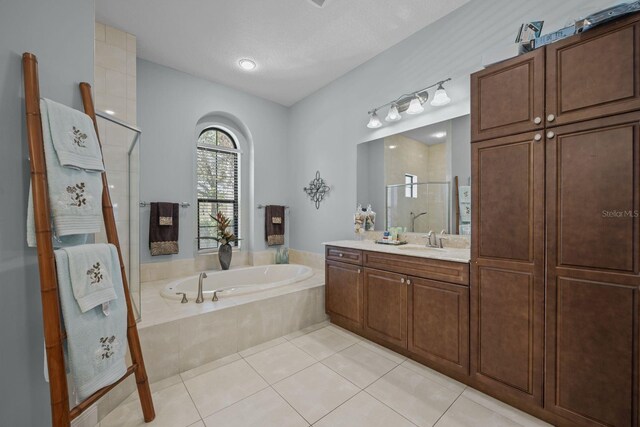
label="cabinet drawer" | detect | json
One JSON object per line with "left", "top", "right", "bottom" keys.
{"left": 326, "top": 246, "right": 362, "bottom": 265}
{"left": 363, "top": 251, "right": 469, "bottom": 286}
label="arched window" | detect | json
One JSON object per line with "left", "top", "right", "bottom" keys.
{"left": 196, "top": 128, "right": 240, "bottom": 250}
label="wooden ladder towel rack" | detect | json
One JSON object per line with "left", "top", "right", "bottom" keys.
{"left": 22, "top": 52, "right": 155, "bottom": 426}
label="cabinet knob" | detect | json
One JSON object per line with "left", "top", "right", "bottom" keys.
{"left": 338, "top": 253, "right": 343, "bottom": 257}
{"left": 357, "top": 268, "right": 361, "bottom": 274}
{"left": 407, "top": 279, "right": 411, "bottom": 285}
{"left": 534, "top": 133, "right": 542, "bottom": 142}
{"left": 533, "top": 116, "right": 542, "bottom": 124}
{"left": 547, "top": 131, "right": 555, "bottom": 139}
{"left": 400, "top": 278, "right": 405, "bottom": 284}
{"left": 547, "top": 114, "right": 555, "bottom": 122}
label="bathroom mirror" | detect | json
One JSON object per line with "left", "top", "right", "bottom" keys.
{"left": 356, "top": 115, "right": 471, "bottom": 235}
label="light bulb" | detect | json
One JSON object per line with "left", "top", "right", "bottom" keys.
{"left": 431, "top": 83, "right": 451, "bottom": 106}
{"left": 385, "top": 104, "right": 401, "bottom": 122}
{"left": 238, "top": 59, "right": 256, "bottom": 71}
{"left": 406, "top": 95, "right": 424, "bottom": 115}
{"left": 367, "top": 111, "right": 382, "bottom": 128}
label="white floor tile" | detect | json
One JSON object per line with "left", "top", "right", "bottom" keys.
{"left": 435, "top": 396, "right": 520, "bottom": 427}
{"left": 322, "top": 343, "right": 398, "bottom": 388}
{"left": 357, "top": 339, "right": 407, "bottom": 364}
{"left": 122, "top": 374, "right": 183, "bottom": 405}
{"left": 273, "top": 363, "right": 359, "bottom": 424}
{"left": 402, "top": 359, "right": 466, "bottom": 394}
{"left": 187, "top": 422, "right": 205, "bottom": 427}
{"left": 366, "top": 365, "right": 460, "bottom": 427}
{"left": 325, "top": 324, "right": 363, "bottom": 342}
{"left": 461, "top": 388, "right": 551, "bottom": 427}
{"left": 290, "top": 327, "right": 358, "bottom": 360}
{"left": 315, "top": 391, "right": 417, "bottom": 427}
{"left": 239, "top": 337, "right": 288, "bottom": 358}
{"left": 202, "top": 388, "right": 308, "bottom": 427}
{"left": 100, "top": 382, "right": 200, "bottom": 427}
{"left": 183, "top": 359, "right": 268, "bottom": 418}
{"left": 244, "top": 342, "right": 316, "bottom": 384}
{"left": 180, "top": 353, "right": 242, "bottom": 382}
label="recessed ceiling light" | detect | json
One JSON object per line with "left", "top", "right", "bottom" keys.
{"left": 432, "top": 131, "right": 447, "bottom": 138}
{"left": 389, "top": 145, "right": 397, "bottom": 149}
{"left": 238, "top": 59, "right": 256, "bottom": 71}
{"left": 104, "top": 110, "right": 115, "bottom": 115}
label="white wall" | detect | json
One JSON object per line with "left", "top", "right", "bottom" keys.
{"left": 137, "top": 59, "right": 290, "bottom": 264}
{"left": 0, "top": 0, "right": 95, "bottom": 425}
{"left": 287, "top": 0, "right": 614, "bottom": 253}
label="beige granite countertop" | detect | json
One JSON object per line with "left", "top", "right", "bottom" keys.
{"left": 323, "top": 240, "right": 471, "bottom": 263}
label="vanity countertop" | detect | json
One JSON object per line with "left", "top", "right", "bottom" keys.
{"left": 323, "top": 240, "right": 471, "bottom": 264}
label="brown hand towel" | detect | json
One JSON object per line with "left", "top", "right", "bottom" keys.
{"left": 265, "top": 205, "right": 285, "bottom": 246}
{"left": 149, "top": 202, "right": 179, "bottom": 256}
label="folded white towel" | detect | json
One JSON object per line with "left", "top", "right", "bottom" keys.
{"left": 43, "top": 98, "right": 104, "bottom": 172}
{"left": 54, "top": 245, "right": 127, "bottom": 402}
{"left": 62, "top": 244, "right": 117, "bottom": 313}
{"left": 26, "top": 99, "right": 103, "bottom": 246}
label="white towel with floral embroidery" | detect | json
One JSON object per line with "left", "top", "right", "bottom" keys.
{"left": 27, "top": 99, "right": 103, "bottom": 246}
{"left": 62, "top": 244, "right": 117, "bottom": 313}
{"left": 54, "top": 245, "right": 127, "bottom": 402}
{"left": 43, "top": 98, "right": 105, "bottom": 172}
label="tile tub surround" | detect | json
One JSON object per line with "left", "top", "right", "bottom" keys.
{"left": 324, "top": 240, "right": 471, "bottom": 263}
{"left": 100, "top": 322, "right": 551, "bottom": 427}
{"left": 140, "top": 248, "right": 324, "bottom": 282}
{"left": 97, "top": 269, "right": 326, "bottom": 421}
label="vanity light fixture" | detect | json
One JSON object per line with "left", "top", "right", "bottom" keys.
{"left": 385, "top": 104, "right": 401, "bottom": 122}
{"left": 430, "top": 83, "right": 451, "bottom": 106}
{"left": 432, "top": 131, "right": 447, "bottom": 138}
{"left": 367, "top": 111, "right": 382, "bottom": 129}
{"left": 406, "top": 95, "right": 425, "bottom": 115}
{"left": 366, "top": 78, "right": 451, "bottom": 128}
{"left": 238, "top": 58, "right": 256, "bottom": 71}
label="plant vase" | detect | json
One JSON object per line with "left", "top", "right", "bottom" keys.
{"left": 218, "top": 243, "right": 232, "bottom": 270}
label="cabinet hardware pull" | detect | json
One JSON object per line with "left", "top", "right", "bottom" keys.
{"left": 534, "top": 116, "right": 542, "bottom": 124}
{"left": 547, "top": 114, "right": 555, "bottom": 122}
{"left": 547, "top": 131, "right": 555, "bottom": 139}
{"left": 400, "top": 278, "right": 405, "bottom": 284}
{"left": 357, "top": 269, "right": 361, "bottom": 274}
{"left": 534, "top": 134, "right": 542, "bottom": 142}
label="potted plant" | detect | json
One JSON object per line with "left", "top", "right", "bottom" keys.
{"left": 211, "top": 211, "right": 240, "bottom": 270}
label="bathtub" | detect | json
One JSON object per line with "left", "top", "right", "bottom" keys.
{"left": 160, "top": 264, "right": 314, "bottom": 300}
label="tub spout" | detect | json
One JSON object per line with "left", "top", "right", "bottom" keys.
{"left": 196, "top": 272, "right": 207, "bottom": 303}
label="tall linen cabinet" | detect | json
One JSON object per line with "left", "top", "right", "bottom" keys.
{"left": 471, "top": 14, "right": 640, "bottom": 427}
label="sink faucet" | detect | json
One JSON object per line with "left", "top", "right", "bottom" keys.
{"left": 410, "top": 211, "right": 428, "bottom": 232}
{"left": 424, "top": 230, "right": 438, "bottom": 248}
{"left": 196, "top": 272, "right": 207, "bottom": 303}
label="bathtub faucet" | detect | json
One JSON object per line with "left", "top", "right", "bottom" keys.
{"left": 196, "top": 272, "right": 207, "bottom": 303}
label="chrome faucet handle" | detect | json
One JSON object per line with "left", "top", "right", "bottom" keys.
{"left": 176, "top": 292, "right": 188, "bottom": 304}
{"left": 212, "top": 290, "right": 220, "bottom": 302}
{"left": 438, "top": 237, "right": 449, "bottom": 248}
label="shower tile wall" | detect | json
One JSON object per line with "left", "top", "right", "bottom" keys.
{"left": 94, "top": 22, "right": 140, "bottom": 315}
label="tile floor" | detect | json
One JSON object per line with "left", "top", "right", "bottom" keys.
{"left": 99, "top": 322, "right": 551, "bottom": 427}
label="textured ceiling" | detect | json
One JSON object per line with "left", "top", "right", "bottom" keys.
{"left": 95, "top": 0, "right": 470, "bottom": 106}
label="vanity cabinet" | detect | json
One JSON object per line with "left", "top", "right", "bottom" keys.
{"left": 544, "top": 112, "right": 640, "bottom": 427}
{"left": 325, "top": 260, "right": 363, "bottom": 330}
{"left": 546, "top": 15, "right": 640, "bottom": 127}
{"left": 471, "top": 48, "right": 545, "bottom": 142}
{"left": 471, "top": 14, "right": 640, "bottom": 427}
{"left": 408, "top": 277, "right": 469, "bottom": 375}
{"left": 363, "top": 268, "right": 408, "bottom": 348}
{"left": 470, "top": 131, "right": 545, "bottom": 407}
{"left": 325, "top": 245, "right": 470, "bottom": 379}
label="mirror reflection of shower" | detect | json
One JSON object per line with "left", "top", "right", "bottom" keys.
{"left": 410, "top": 211, "right": 428, "bottom": 232}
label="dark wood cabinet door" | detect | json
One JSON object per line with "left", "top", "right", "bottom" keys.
{"left": 363, "top": 268, "right": 408, "bottom": 348}
{"left": 545, "top": 112, "right": 640, "bottom": 427}
{"left": 408, "top": 277, "right": 469, "bottom": 376}
{"left": 471, "top": 48, "right": 545, "bottom": 142}
{"left": 546, "top": 14, "right": 640, "bottom": 128}
{"left": 471, "top": 131, "right": 545, "bottom": 408}
{"left": 325, "top": 261, "right": 363, "bottom": 329}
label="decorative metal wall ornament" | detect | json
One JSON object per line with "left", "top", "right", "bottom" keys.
{"left": 303, "top": 171, "right": 330, "bottom": 209}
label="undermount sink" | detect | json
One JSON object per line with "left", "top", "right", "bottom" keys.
{"left": 397, "top": 246, "right": 446, "bottom": 252}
